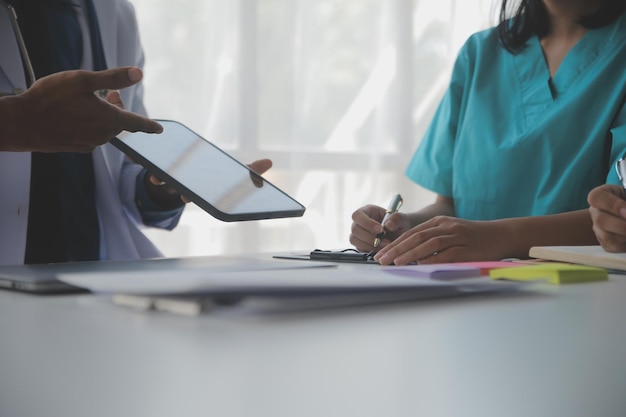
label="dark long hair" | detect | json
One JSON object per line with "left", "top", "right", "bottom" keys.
{"left": 498, "top": 0, "right": 626, "bottom": 53}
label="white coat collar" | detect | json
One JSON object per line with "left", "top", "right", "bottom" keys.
{"left": 0, "top": 3, "right": 27, "bottom": 93}
{"left": 0, "top": 0, "right": 116, "bottom": 92}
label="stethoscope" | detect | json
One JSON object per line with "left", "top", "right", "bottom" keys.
{"left": 2, "top": 1, "right": 109, "bottom": 99}
{"left": 3, "top": 0, "right": 36, "bottom": 90}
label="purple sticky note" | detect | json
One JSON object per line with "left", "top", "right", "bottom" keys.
{"left": 384, "top": 264, "right": 482, "bottom": 280}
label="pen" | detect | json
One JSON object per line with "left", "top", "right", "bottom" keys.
{"left": 373, "top": 193, "right": 403, "bottom": 248}
{"left": 7, "top": 2, "right": 36, "bottom": 87}
{"left": 616, "top": 157, "right": 626, "bottom": 192}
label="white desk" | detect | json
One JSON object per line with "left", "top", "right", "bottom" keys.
{"left": 1, "top": 261, "right": 625, "bottom": 417}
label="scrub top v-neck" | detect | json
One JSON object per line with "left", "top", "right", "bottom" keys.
{"left": 406, "top": 13, "right": 626, "bottom": 221}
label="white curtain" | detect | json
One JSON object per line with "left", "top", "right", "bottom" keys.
{"left": 130, "top": 0, "right": 495, "bottom": 257}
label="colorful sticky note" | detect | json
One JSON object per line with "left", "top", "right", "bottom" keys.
{"left": 384, "top": 264, "right": 482, "bottom": 280}
{"left": 489, "top": 263, "right": 608, "bottom": 285}
{"left": 450, "top": 261, "right": 527, "bottom": 275}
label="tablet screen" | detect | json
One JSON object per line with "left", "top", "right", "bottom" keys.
{"left": 112, "top": 120, "right": 305, "bottom": 221}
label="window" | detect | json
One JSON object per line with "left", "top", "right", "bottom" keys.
{"left": 130, "top": 0, "right": 494, "bottom": 256}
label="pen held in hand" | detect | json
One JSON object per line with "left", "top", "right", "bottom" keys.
{"left": 373, "top": 193, "right": 403, "bottom": 248}
{"left": 616, "top": 157, "right": 626, "bottom": 192}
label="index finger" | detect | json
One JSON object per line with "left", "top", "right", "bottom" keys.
{"left": 112, "top": 107, "right": 163, "bottom": 134}
{"left": 588, "top": 185, "right": 626, "bottom": 215}
{"left": 352, "top": 205, "right": 385, "bottom": 234}
{"left": 79, "top": 67, "right": 144, "bottom": 93}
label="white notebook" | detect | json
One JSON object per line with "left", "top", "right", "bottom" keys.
{"left": 529, "top": 245, "right": 626, "bottom": 271}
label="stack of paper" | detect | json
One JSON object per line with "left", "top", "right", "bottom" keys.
{"left": 56, "top": 258, "right": 527, "bottom": 316}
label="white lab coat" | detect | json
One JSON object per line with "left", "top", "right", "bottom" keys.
{"left": 0, "top": 0, "right": 166, "bottom": 265}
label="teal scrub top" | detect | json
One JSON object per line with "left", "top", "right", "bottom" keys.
{"left": 406, "top": 13, "right": 626, "bottom": 221}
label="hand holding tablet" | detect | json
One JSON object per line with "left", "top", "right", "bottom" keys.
{"left": 111, "top": 120, "right": 305, "bottom": 221}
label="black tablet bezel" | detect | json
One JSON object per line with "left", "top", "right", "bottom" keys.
{"left": 111, "top": 119, "right": 305, "bottom": 222}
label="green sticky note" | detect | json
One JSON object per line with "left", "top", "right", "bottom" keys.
{"left": 489, "top": 263, "right": 608, "bottom": 285}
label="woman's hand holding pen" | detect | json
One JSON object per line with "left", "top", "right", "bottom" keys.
{"left": 350, "top": 204, "right": 411, "bottom": 252}
{"left": 352, "top": 194, "right": 510, "bottom": 265}
{"left": 373, "top": 216, "right": 508, "bottom": 266}
{"left": 588, "top": 184, "right": 626, "bottom": 252}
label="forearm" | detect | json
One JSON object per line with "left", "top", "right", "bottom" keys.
{"left": 495, "top": 209, "right": 599, "bottom": 259}
{"left": 406, "top": 195, "right": 456, "bottom": 228}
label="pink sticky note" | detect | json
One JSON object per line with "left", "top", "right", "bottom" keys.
{"left": 450, "top": 261, "right": 526, "bottom": 275}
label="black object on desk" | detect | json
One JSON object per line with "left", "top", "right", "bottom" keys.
{"left": 272, "top": 249, "right": 377, "bottom": 263}
{"left": 309, "top": 249, "right": 377, "bottom": 263}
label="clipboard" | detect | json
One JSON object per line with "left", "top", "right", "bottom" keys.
{"left": 273, "top": 249, "right": 377, "bottom": 264}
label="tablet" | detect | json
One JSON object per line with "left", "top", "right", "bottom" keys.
{"left": 111, "top": 119, "right": 305, "bottom": 221}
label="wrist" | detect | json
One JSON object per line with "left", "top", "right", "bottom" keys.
{"left": 489, "top": 218, "right": 528, "bottom": 259}
{"left": 141, "top": 171, "right": 184, "bottom": 211}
